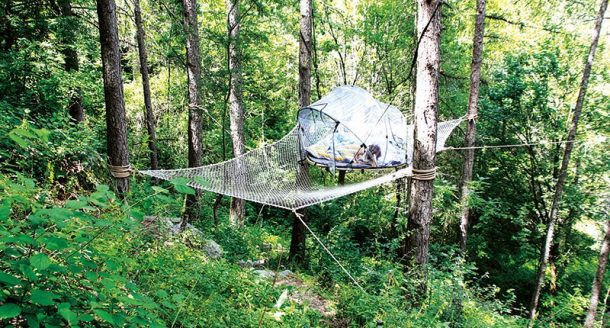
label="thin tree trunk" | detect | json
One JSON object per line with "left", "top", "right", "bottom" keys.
{"left": 182, "top": 0, "right": 204, "bottom": 225}
{"left": 392, "top": 175, "right": 405, "bottom": 233}
{"left": 59, "top": 0, "right": 84, "bottom": 122}
{"left": 404, "top": 0, "right": 441, "bottom": 282}
{"left": 398, "top": 0, "right": 418, "bottom": 263}
{"left": 601, "top": 286, "right": 610, "bottom": 328}
{"left": 226, "top": 0, "right": 247, "bottom": 226}
{"left": 551, "top": 160, "right": 581, "bottom": 300}
{"left": 528, "top": 0, "right": 608, "bottom": 322}
{"left": 133, "top": 0, "right": 158, "bottom": 170}
{"left": 459, "top": 0, "right": 486, "bottom": 253}
{"left": 338, "top": 170, "right": 346, "bottom": 185}
{"left": 584, "top": 218, "right": 610, "bottom": 328}
{"left": 289, "top": 0, "right": 312, "bottom": 265}
{"left": 96, "top": 0, "right": 130, "bottom": 196}
{"left": 311, "top": 3, "right": 321, "bottom": 100}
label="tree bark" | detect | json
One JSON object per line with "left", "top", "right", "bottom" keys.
{"left": 584, "top": 218, "right": 610, "bottom": 328}
{"left": 459, "top": 0, "right": 486, "bottom": 253}
{"left": 338, "top": 170, "right": 346, "bottom": 185}
{"left": 398, "top": 4, "right": 418, "bottom": 261}
{"left": 528, "top": 0, "right": 608, "bottom": 322}
{"left": 134, "top": 0, "right": 158, "bottom": 170}
{"left": 225, "top": 0, "right": 247, "bottom": 226}
{"left": 404, "top": 0, "right": 441, "bottom": 276}
{"left": 182, "top": 0, "right": 204, "bottom": 224}
{"left": 58, "top": 0, "right": 84, "bottom": 123}
{"left": 601, "top": 286, "right": 610, "bottom": 328}
{"left": 289, "top": 0, "right": 312, "bottom": 265}
{"left": 96, "top": 0, "right": 130, "bottom": 195}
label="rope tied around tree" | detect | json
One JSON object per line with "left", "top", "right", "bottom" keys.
{"left": 411, "top": 167, "right": 436, "bottom": 181}
{"left": 108, "top": 164, "right": 132, "bottom": 178}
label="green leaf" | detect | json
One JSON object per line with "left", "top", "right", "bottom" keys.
{"left": 79, "top": 313, "right": 94, "bottom": 322}
{"left": 93, "top": 309, "right": 115, "bottom": 325}
{"left": 25, "top": 313, "right": 39, "bottom": 327}
{"left": 192, "top": 176, "right": 209, "bottom": 187}
{"left": 33, "top": 128, "right": 50, "bottom": 142}
{"left": 40, "top": 207, "right": 75, "bottom": 221}
{"left": 0, "top": 303, "right": 21, "bottom": 319}
{"left": 12, "top": 128, "right": 36, "bottom": 138}
{"left": 16, "top": 234, "right": 37, "bottom": 246}
{"left": 9, "top": 132, "right": 29, "bottom": 148}
{"left": 151, "top": 186, "right": 169, "bottom": 194}
{"left": 85, "top": 271, "right": 98, "bottom": 281}
{"left": 58, "top": 306, "right": 78, "bottom": 326}
{"left": 96, "top": 184, "right": 110, "bottom": 193}
{"left": 30, "top": 289, "right": 60, "bottom": 306}
{"left": 18, "top": 263, "right": 37, "bottom": 281}
{"left": 30, "top": 253, "right": 51, "bottom": 271}
{"left": 65, "top": 199, "right": 88, "bottom": 209}
{"left": 0, "top": 200, "right": 11, "bottom": 220}
{"left": 0, "top": 271, "right": 22, "bottom": 286}
{"left": 170, "top": 177, "right": 196, "bottom": 195}
{"left": 42, "top": 236, "right": 68, "bottom": 251}
{"left": 169, "top": 177, "right": 189, "bottom": 185}
{"left": 173, "top": 184, "right": 196, "bottom": 195}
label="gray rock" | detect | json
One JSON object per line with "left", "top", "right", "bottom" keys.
{"left": 143, "top": 216, "right": 222, "bottom": 260}
{"left": 202, "top": 239, "right": 223, "bottom": 259}
{"left": 278, "top": 270, "right": 294, "bottom": 278}
{"left": 238, "top": 259, "right": 266, "bottom": 268}
{"left": 254, "top": 269, "right": 276, "bottom": 279}
{"left": 253, "top": 269, "right": 294, "bottom": 279}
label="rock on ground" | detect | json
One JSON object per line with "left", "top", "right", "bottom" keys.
{"left": 142, "top": 216, "right": 222, "bottom": 259}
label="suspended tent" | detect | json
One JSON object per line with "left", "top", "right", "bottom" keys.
{"left": 298, "top": 86, "right": 408, "bottom": 171}
{"left": 140, "top": 86, "right": 463, "bottom": 210}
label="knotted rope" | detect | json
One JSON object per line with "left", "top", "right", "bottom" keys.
{"left": 411, "top": 167, "right": 436, "bottom": 181}
{"left": 108, "top": 164, "right": 132, "bottom": 178}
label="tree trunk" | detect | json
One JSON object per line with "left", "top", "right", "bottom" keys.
{"left": 289, "top": 0, "right": 312, "bottom": 265}
{"left": 225, "top": 0, "right": 247, "bottom": 226}
{"left": 584, "top": 218, "right": 610, "bottom": 328}
{"left": 556, "top": 159, "right": 581, "bottom": 282}
{"left": 338, "top": 170, "right": 346, "bottom": 185}
{"left": 134, "top": 0, "right": 158, "bottom": 170}
{"left": 392, "top": 176, "right": 405, "bottom": 237}
{"left": 182, "top": 0, "right": 204, "bottom": 225}
{"left": 404, "top": 0, "right": 441, "bottom": 277}
{"left": 398, "top": 5, "right": 418, "bottom": 262}
{"left": 58, "top": 0, "right": 84, "bottom": 123}
{"left": 311, "top": 5, "right": 321, "bottom": 101}
{"left": 601, "top": 286, "right": 610, "bottom": 328}
{"left": 528, "top": 0, "right": 608, "bottom": 322}
{"left": 96, "top": 0, "right": 130, "bottom": 196}
{"left": 458, "top": 0, "right": 486, "bottom": 253}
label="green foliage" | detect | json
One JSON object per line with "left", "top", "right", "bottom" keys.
{"left": 0, "top": 176, "right": 164, "bottom": 326}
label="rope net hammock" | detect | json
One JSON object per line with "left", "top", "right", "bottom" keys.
{"left": 140, "top": 87, "right": 463, "bottom": 210}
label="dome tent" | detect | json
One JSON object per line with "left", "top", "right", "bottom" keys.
{"left": 298, "top": 86, "right": 409, "bottom": 171}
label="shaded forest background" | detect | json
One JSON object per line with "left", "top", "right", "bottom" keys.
{"left": 0, "top": 0, "right": 609, "bottom": 326}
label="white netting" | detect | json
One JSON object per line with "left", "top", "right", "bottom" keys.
{"left": 140, "top": 87, "right": 463, "bottom": 210}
